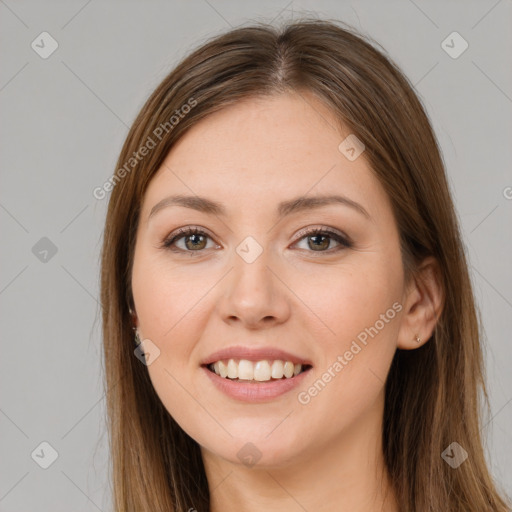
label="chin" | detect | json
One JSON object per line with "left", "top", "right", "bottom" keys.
{"left": 203, "top": 432, "right": 307, "bottom": 470}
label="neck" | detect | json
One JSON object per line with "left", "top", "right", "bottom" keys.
{"left": 202, "top": 392, "right": 398, "bottom": 512}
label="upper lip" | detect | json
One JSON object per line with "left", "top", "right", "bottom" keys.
{"left": 201, "top": 346, "right": 313, "bottom": 366}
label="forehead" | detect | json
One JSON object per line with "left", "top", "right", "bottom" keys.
{"left": 141, "top": 92, "right": 386, "bottom": 218}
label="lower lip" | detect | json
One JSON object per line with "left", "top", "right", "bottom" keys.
{"left": 201, "top": 366, "right": 311, "bottom": 403}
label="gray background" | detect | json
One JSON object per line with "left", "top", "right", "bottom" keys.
{"left": 1, "top": 0, "right": 511, "bottom": 510}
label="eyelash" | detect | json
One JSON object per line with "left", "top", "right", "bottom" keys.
{"left": 160, "top": 226, "right": 352, "bottom": 255}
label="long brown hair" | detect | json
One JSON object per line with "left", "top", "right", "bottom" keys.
{"left": 100, "top": 18, "right": 511, "bottom": 511}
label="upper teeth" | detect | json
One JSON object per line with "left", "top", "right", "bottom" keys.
{"left": 210, "top": 359, "right": 303, "bottom": 381}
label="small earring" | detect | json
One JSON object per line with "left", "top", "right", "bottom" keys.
{"left": 414, "top": 334, "right": 421, "bottom": 344}
{"left": 133, "top": 327, "right": 142, "bottom": 347}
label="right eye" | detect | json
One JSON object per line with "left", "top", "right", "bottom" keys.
{"left": 161, "top": 227, "right": 220, "bottom": 254}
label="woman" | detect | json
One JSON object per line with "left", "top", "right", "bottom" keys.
{"left": 100, "top": 19, "right": 511, "bottom": 511}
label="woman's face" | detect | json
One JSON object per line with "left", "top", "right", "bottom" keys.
{"left": 131, "top": 91, "right": 406, "bottom": 467}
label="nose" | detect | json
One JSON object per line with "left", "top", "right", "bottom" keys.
{"left": 217, "top": 249, "right": 291, "bottom": 330}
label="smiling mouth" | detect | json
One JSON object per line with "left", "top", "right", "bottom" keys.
{"left": 205, "top": 359, "right": 313, "bottom": 382}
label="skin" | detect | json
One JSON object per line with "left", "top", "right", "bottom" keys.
{"left": 131, "top": 91, "right": 443, "bottom": 512}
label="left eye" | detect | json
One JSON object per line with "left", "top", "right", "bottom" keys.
{"left": 293, "top": 228, "right": 351, "bottom": 252}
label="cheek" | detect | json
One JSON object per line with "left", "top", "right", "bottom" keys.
{"left": 292, "top": 256, "right": 403, "bottom": 424}
{"left": 131, "top": 247, "right": 211, "bottom": 346}
{"left": 131, "top": 250, "right": 221, "bottom": 441}
{"left": 292, "top": 255, "right": 403, "bottom": 348}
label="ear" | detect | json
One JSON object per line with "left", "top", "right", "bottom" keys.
{"left": 397, "top": 256, "right": 444, "bottom": 350}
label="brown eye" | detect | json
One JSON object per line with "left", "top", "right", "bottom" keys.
{"left": 307, "top": 233, "right": 331, "bottom": 251}
{"left": 162, "top": 227, "right": 217, "bottom": 253}
{"left": 183, "top": 232, "right": 207, "bottom": 250}
{"left": 294, "top": 228, "right": 352, "bottom": 253}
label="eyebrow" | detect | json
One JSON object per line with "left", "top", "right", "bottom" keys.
{"left": 148, "top": 193, "right": 370, "bottom": 221}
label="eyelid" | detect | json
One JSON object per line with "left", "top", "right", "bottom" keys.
{"left": 292, "top": 225, "right": 351, "bottom": 244}
{"left": 290, "top": 226, "right": 352, "bottom": 254}
{"left": 160, "top": 225, "right": 221, "bottom": 250}
{"left": 160, "top": 224, "right": 352, "bottom": 254}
